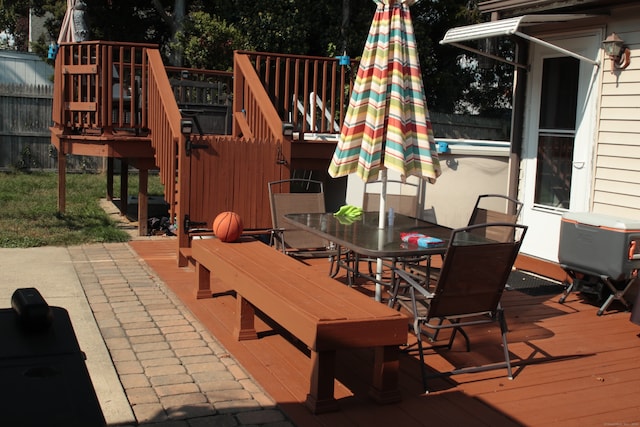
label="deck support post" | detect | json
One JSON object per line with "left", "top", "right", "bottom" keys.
{"left": 106, "top": 157, "right": 114, "bottom": 201}
{"left": 138, "top": 167, "right": 148, "bottom": 236}
{"left": 119, "top": 159, "right": 129, "bottom": 217}
{"left": 57, "top": 143, "right": 67, "bottom": 214}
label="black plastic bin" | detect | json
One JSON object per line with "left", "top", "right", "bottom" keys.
{"left": 0, "top": 289, "right": 105, "bottom": 427}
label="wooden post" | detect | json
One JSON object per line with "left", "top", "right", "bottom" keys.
{"left": 57, "top": 142, "right": 67, "bottom": 214}
{"left": 368, "top": 346, "right": 401, "bottom": 404}
{"left": 138, "top": 167, "right": 148, "bottom": 236}
{"left": 177, "top": 135, "right": 191, "bottom": 267}
{"left": 234, "top": 296, "right": 258, "bottom": 341}
{"left": 106, "top": 157, "right": 114, "bottom": 201}
{"left": 119, "top": 159, "right": 129, "bottom": 217}
{"left": 306, "top": 350, "right": 339, "bottom": 413}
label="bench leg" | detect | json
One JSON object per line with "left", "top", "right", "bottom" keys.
{"left": 234, "top": 295, "right": 258, "bottom": 341}
{"left": 369, "top": 346, "right": 401, "bottom": 404}
{"left": 196, "top": 262, "right": 212, "bottom": 299}
{"left": 306, "top": 350, "right": 339, "bottom": 414}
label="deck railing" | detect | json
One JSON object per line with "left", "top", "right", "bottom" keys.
{"left": 144, "top": 49, "right": 185, "bottom": 223}
{"left": 165, "top": 66, "right": 233, "bottom": 108}
{"left": 232, "top": 52, "right": 285, "bottom": 142}
{"left": 52, "top": 41, "right": 157, "bottom": 133}
{"left": 237, "top": 50, "right": 358, "bottom": 140}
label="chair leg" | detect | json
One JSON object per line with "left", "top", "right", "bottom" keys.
{"left": 429, "top": 318, "right": 444, "bottom": 342}
{"left": 447, "top": 323, "right": 470, "bottom": 352}
{"left": 498, "top": 309, "right": 513, "bottom": 380}
{"left": 328, "top": 254, "right": 339, "bottom": 278}
{"left": 414, "top": 320, "right": 430, "bottom": 394}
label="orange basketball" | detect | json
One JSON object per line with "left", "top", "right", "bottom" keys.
{"left": 212, "top": 211, "right": 243, "bottom": 242}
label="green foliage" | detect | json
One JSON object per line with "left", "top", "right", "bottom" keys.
{"left": 229, "top": 0, "right": 310, "bottom": 54}
{"left": 12, "top": 145, "right": 41, "bottom": 171}
{"left": 177, "top": 11, "right": 252, "bottom": 71}
{"left": 0, "top": 0, "right": 32, "bottom": 50}
{"left": 5, "top": 0, "right": 511, "bottom": 118}
{"left": 0, "top": 171, "right": 164, "bottom": 248}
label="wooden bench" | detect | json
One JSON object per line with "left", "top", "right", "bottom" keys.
{"left": 192, "top": 237, "right": 408, "bottom": 414}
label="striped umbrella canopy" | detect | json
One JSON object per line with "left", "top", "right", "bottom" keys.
{"left": 328, "top": 0, "right": 441, "bottom": 184}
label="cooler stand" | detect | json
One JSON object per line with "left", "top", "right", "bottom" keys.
{"left": 559, "top": 266, "right": 637, "bottom": 316}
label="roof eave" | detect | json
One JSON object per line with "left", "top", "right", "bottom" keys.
{"left": 479, "top": 0, "right": 637, "bottom": 17}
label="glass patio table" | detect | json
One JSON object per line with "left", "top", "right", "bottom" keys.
{"left": 283, "top": 212, "right": 453, "bottom": 300}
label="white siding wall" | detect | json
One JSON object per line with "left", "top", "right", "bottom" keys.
{"left": 593, "top": 7, "right": 640, "bottom": 219}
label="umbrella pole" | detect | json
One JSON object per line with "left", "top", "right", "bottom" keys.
{"left": 378, "top": 168, "right": 387, "bottom": 229}
{"left": 375, "top": 169, "right": 388, "bottom": 302}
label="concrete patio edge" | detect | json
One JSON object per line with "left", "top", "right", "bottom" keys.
{"left": 0, "top": 246, "right": 135, "bottom": 426}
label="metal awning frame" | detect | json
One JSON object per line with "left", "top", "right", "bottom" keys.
{"left": 440, "top": 14, "right": 601, "bottom": 70}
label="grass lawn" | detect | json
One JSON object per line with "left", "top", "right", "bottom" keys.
{"left": 0, "top": 171, "right": 165, "bottom": 248}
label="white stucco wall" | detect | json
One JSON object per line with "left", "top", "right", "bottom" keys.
{"left": 346, "top": 142, "right": 511, "bottom": 228}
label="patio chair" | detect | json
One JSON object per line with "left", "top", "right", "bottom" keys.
{"left": 389, "top": 222, "right": 528, "bottom": 393}
{"left": 467, "top": 194, "right": 524, "bottom": 242}
{"left": 413, "top": 193, "right": 524, "bottom": 287}
{"left": 268, "top": 178, "right": 336, "bottom": 260}
{"left": 349, "top": 180, "right": 425, "bottom": 284}
{"left": 363, "top": 180, "right": 420, "bottom": 218}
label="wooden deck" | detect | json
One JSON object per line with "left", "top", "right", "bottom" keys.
{"left": 130, "top": 239, "right": 640, "bottom": 427}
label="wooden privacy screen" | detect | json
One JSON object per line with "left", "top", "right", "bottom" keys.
{"left": 183, "top": 135, "right": 286, "bottom": 232}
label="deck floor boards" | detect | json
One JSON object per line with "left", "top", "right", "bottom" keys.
{"left": 130, "top": 239, "right": 640, "bottom": 426}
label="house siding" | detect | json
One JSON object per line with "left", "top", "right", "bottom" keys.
{"left": 593, "top": 8, "right": 640, "bottom": 218}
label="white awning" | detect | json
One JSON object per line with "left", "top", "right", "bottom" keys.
{"left": 440, "top": 14, "right": 600, "bottom": 69}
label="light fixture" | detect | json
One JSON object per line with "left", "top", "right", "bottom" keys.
{"left": 47, "top": 42, "right": 59, "bottom": 60}
{"left": 602, "top": 32, "right": 631, "bottom": 73}
{"left": 180, "top": 118, "right": 193, "bottom": 135}
{"left": 336, "top": 50, "right": 350, "bottom": 66}
{"left": 282, "top": 122, "right": 294, "bottom": 138}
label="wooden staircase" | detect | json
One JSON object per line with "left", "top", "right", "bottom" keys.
{"left": 51, "top": 42, "right": 356, "bottom": 265}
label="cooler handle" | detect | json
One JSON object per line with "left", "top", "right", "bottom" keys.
{"left": 629, "top": 240, "right": 640, "bottom": 260}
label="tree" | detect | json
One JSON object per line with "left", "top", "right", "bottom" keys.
{"left": 1, "top": 0, "right": 511, "bottom": 116}
{"left": 0, "top": 0, "right": 43, "bottom": 51}
{"left": 458, "top": 39, "right": 515, "bottom": 117}
{"left": 175, "top": 11, "right": 252, "bottom": 71}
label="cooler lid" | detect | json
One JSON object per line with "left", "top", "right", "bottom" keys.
{"left": 562, "top": 212, "right": 640, "bottom": 230}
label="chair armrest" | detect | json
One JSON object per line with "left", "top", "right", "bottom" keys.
{"left": 395, "top": 268, "right": 435, "bottom": 299}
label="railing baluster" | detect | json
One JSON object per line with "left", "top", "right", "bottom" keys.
{"left": 236, "top": 50, "right": 356, "bottom": 140}
{"left": 293, "top": 58, "right": 301, "bottom": 131}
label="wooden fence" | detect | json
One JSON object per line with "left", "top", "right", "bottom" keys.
{"left": 0, "top": 83, "right": 102, "bottom": 171}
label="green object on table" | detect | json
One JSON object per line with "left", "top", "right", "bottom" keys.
{"left": 333, "top": 205, "right": 363, "bottom": 224}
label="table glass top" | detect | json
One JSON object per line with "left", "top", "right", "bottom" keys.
{"left": 284, "top": 212, "right": 452, "bottom": 257}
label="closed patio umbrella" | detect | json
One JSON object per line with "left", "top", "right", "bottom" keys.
{"left": 328, "top": 0, "right": 441, "bottom": 300}
{"left": 57, "top": 0, "right": 89, "bottom": 44}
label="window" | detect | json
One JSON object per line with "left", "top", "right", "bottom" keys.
{"left": 534, "top": 56, "right": 579, "bottom": 209}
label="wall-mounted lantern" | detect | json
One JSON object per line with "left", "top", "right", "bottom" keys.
{"left": 180, "top": 118, "right": 194, "bottom": 135}
{"left": 282, "top": 122, "right": 294, "bottom": 138}
{"left": 602, "top": 32, "right": 631, "bottom": 73}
